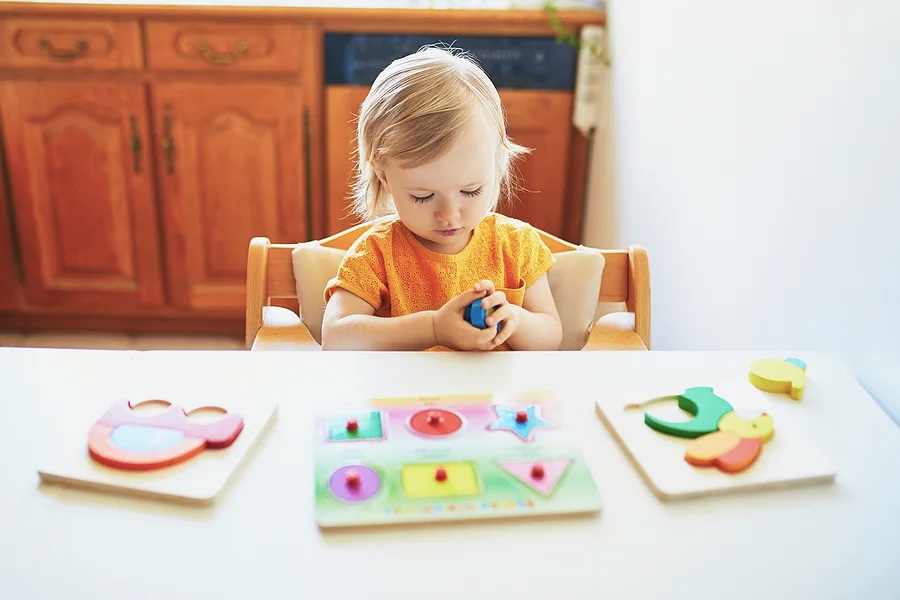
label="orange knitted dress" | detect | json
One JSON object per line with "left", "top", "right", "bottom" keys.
{"left": 324, "top": 213, "right": 555, "bottom": 351}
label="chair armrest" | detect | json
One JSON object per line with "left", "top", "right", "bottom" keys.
{"left": 582, "top": 312, "right": 648, "bottom": 351}
{"left": 250, "top": 306, "right": 322, "bottom": 351}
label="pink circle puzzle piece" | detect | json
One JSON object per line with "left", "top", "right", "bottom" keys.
{"left": 87, "top": 400, "right": 244, "bottom": 471}
{"left": 329, "top": 465, "right": 381, "bottom": 502}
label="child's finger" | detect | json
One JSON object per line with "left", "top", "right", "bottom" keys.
{"left": 481, "top": 290, "right": 507, "bottom": 310}
{"left": 472, "top": 279, "right": 496, "bottom": 295}
{"left": 450, "top": 288, "right": 486, "bottom": 311}
{"left": 491, "top": 323, "right": 514, "bottom": 347}
{"left": 484, "top": 304, "right": 510, "bottom": 327}
{"left": 474, "top": 325, "right": 499, "bottom": 349}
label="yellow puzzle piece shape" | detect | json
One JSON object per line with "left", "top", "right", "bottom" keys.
{"left": 718, "top": 411, "right": 775, "bottom": 441}
{"left": 749, "top": 358, "right": 807, "bottom": 400}
{"left": 401, "top": 462, "right": 480, "bottom": 499}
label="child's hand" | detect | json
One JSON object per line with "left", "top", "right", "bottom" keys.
{"left": 434, "top": 288, "right": 499, "bottom": 351}
{"left": 472, "top": 280, "right": 521, "bottom": 347}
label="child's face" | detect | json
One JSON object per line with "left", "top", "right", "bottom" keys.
{"left": 378, "top": 111, "right": 498, "bottom": 254}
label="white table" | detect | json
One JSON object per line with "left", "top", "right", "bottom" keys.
{"left": 1, "top": 348, "right": 898, "bottom": 599}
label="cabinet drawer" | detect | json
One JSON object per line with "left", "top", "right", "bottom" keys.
{"left": 145, "top": 21, "right": 303, "bottom": 73}
{"left": 0, "top": 19, "right": 142, "bottom": 70}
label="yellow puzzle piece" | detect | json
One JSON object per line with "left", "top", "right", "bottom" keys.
{"left": 749, "top": 358, "right": 807, "bottom": 400}
{"left": 718, "top": 411, "right": 775, "bottom": 440}
{"left": 401, "top": 462, "right": 480, "bottom": 499}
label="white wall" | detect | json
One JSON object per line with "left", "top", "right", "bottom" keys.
{"left": 583, "top": 0, "right": 900, "bottom": 356}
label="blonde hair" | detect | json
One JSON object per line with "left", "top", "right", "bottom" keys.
{"left": 351, "top": 46, "right": 530, "bottom": 221}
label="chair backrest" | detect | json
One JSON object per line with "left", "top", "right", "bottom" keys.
{"left": 246, "top": 223, "right": 650, "bottom": 350}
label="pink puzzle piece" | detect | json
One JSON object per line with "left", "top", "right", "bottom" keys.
{"left": 498, "top": 459, "right": 571, "bottom": 497}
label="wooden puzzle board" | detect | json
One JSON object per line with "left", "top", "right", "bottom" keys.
{"left": 38, "top": 396, "right": 277, "bottom": 504}
{"left": 596, "top": 376, "right": 836, "bottom": 501}
{"left": 315, "top": 391, "right": 602, "bottom": 528}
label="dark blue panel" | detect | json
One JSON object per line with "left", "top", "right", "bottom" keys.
{"left": 325, "top": 33, "right": 576, "bottom": 90}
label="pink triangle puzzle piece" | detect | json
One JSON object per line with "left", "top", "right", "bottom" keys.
{"left": 498, "top": 458, "right": 572, "bottom": 496}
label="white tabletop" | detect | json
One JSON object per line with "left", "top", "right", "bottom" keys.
{"left": 1, "top": 348, "right": 898, "bottom": 599}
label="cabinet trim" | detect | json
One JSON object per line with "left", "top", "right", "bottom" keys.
{"left": 0, "top": 4, "right": 605, "bottom": 32}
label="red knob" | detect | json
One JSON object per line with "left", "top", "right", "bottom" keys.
{"left": 435, "top": 467, "right": 448, "bottom": 482}
{"left": 426, "top": 411, "right": 444, "bottom": 425}
{"left": 531, "top": 463, "right": 545, "bottom": 479}
{"left": 345, "top": 470, "right": 361, "bottom": 488}
{"left": 516, "top": 410, "right": 529, "bottom": 423}
{"left": 346, "top": 418, "right": 359, "bottom": 432}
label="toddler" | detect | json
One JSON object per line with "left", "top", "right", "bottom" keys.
{"left": 322, "top": 46, "right": 562, "bottom": 351}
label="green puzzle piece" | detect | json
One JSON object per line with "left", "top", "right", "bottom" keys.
{"left": 327, "top": 411, "right": 384, "bottom": 441}
{"left": 644, "top": 386, "right": 734, "bottom": 439}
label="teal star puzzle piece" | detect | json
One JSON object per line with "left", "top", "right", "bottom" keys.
{"left": 487, "top": 405, "right": 552, "bottom": 442}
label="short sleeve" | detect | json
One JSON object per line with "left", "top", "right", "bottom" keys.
{"left": 324, "top": 235, "right": 389, "bottom": 311}
{"left": 517, "top": 226, "right": 556, "bottom": 287}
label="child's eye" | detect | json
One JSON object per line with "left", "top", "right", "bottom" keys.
{"left": 463, "top": 186, "right": 483, "bottom": 197}
{"left": 410, "top": 194, "right": 434, "bottom": 203}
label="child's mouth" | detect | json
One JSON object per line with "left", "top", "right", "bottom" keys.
{"left": 437, "top": 228, "right": 461, "bottom": 237}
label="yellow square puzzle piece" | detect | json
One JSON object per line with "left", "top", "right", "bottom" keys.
{"left": 401, "top": 462, "right": 479, "bottom": 498}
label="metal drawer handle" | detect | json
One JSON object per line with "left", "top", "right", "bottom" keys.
{"left": 197, "top": 40, "right": 249, "bottom": 65}
{"left": 129, "top": 115, "right": 142, "bottom": 174}
{"left": 37, "top": 37, "right": 89, "bottom": 61}
{"left": 161, "top": 106, "right": 175, "bottom": 175}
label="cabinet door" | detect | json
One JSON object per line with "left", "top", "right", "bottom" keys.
{"left": 0, "top": 82, "right": 164, "bottom": 309}
{"left": 324, "top": 85, "right": 369, "bottom": 237}
{"left": 324, "top": 86, "right": 574, "bottom": 239}
{"left": 0, "top": 156, "right": 21, "bottom": 311}
{"left": 152, "top": 83, "right": 308, "bottom": 312}
{"left": 500, "top": 90, "right": 573, "bottom": 239}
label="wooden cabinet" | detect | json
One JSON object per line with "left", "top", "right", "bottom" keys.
{"left": 324, "top": 85, "right": 368, "bottom": 236}
{"left": 0, "top": 81, "right": 165, "bottom": 309}
{"left": 324, "top": 88, "right": 577, "bottom": 239}
{"left": 0, "top": 155, "right": 21, "bottom": 311}
{"left": 0, "top": 18, "right": 142, "bottom": 71}
{"left": 0, "top": 5, "right": 602, "bottom": 335}
{"left": 0, "top": 17, "right": 314, "bottom": 325}
{"left": 500, "top": 90, "right": 575, "bottom": 238}
{"left": 152, "top": 83, "right": 309, "bottom": 311}
{"left": 143, "top": 21, "right": 304, "bottom": 73}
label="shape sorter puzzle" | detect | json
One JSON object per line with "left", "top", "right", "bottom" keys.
{"left": 314, "top": 391, "right": 602, "bottom": 528}
{"left": 38, "top": 397, "right": 277, "bottom": 504}
{"left": 595, "top": 366, "right": 835, "bottom": 502}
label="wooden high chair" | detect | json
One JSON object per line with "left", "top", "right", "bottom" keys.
{"left": 245, "top": 223, "right": 650, "bottom": 351}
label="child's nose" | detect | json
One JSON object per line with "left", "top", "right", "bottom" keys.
{"left": 435, "top": 197, "right": 460, "bottom": 222}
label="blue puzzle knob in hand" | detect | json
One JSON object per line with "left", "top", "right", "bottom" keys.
{"left": 464, "top": 299, "right": 494, "bottom": 329}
